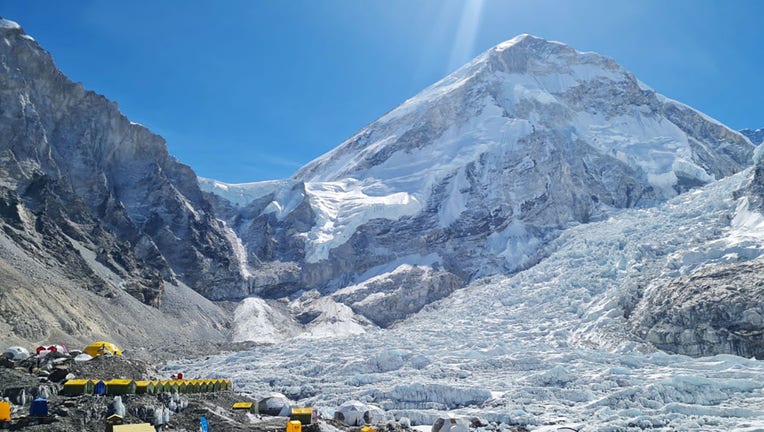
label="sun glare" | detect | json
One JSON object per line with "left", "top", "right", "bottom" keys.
{"left": 447, "top": 0, "right": 485, "bottom": 72}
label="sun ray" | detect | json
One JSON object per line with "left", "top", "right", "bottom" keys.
{"left": 447, "top": 0, "right": 486, "bottom": 72}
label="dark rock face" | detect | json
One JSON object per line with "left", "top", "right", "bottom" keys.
{"left": 628, "top": 257, "right": 764, "bottom": 359}
{"left": 0, "top": 22, "right": 244, "bottom": 303}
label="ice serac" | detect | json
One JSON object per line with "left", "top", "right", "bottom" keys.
{"left": 205, "top": 34, "right": 753, "bottom": 329}
{"left": 0, "top": 16, "right": 244, "bottom": 345}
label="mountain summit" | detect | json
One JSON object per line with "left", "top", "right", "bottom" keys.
{"left": 203, "top": 34, "right": 753, "bottom": 331}
{"left": 296, "top": 33, "right": 749, "bottom": 193}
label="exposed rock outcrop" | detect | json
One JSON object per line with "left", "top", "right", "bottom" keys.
{"left": 628, "top": 256, "right": 764, "bottom": 359}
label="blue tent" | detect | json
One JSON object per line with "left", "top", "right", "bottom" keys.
{"left": 30, "top": 398, "right": 48, "bottom": 416}
{"left": 94, "top": 380, "right": 106, "bottom": 396}
{"left": 200, "top": 416, "right": 209, "bottom": 432}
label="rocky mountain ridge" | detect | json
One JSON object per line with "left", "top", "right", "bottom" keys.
{"left": 0, "top": 18, "right": 249, "bottom": 300}
{"left": 0, "top": 18, "right": 241, "bottom": 350}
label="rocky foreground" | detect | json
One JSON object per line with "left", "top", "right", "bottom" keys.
{"left": 0, "top": 350, "right": 531, "bottom": 432}
{"left": 0, "top": 350, "right": 290, "bottom": 431}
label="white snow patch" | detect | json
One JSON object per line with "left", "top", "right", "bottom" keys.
{"left": 570, "top": 109, "right": 716, "bottom": 198}
{"left": 730, "top": 197, "right": 764, "bottom": 242}
{"left": 302, "top": 179, "right": 422, "bottom": 263}
{"left": 486, "top": 221, "right": 543, "bottom": 271}
{"left": 199, "top": 177, "right": 299, "bottom": 209}
{"left": 232, "top": 298, "right": 298, "bottom": 344}
{"left": 438, "top": 167, "right": 469, "bottom": 227}
{"left": 0, "top": 18, "right": 21, "bottom": 30}
{"left": 293, "top": 298, "right": 369, "bottom": 339}
{"left": 219, "top": 219, "right": 251, "bottom": 278}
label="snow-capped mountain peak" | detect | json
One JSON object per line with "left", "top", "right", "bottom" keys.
{"left": 202, "top": 34, "right": 753, "bottom": 336}
{"left": 293, "top": 34, "right": 748, "bottom": 199}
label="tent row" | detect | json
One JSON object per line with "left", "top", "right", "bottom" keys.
{"left": 62, "top": 379, "right": 232, "bottom": 396}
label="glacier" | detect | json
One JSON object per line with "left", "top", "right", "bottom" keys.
{"left": 175, "top": 168, "right": 764, "bottom": 431}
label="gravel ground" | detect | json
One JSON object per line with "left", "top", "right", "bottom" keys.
{"left": 0, "top": 351, "right": 360, "bottom": 432}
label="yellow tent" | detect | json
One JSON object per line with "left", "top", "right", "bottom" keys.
{"left": 112, "top": 424, "right": 155, "bottom": 432}
{"left": 233, "top": 401, "right": 254, "bottom": 413}
{"left": 287, "top": 420, "right": 302, "bottom": 432}
{"left": 134, "top": 381, "right": 155, "bottom": 395}
{"left": 0, "top": 401, "right": 10, "bottom": 422}
{"left": 83, "top": 341, "right": 122, "bottom": 357}
{"left": 291, "top": 407, "right": 313, "bottom": 425}
{"left": 105, "top": 379, "right": 136, "bottom": 395}
{"left": 62, "top": 379, "right": 95, "bottom": 395}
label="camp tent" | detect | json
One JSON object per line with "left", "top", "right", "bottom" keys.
{"left": 112, "top": 424, "right": 155, "bottom": 432}
{"left": 431, "top": 414, "right": 469, "bottom": 432}
{"left": 287, "top": 420, "right": 302, "bottom": 432}
{"left": 290, "top": 407, "right": 313, "bottom": 425}
{"left": 183, "top": 380, "right": 198, "bottom": 394}
{"left": 106, "top": 379, "right": 136, "bottom": 395}
{"left": 3, "top": 346, "right": 30, "bottom": 361}
{"left": 83, "top": 341, "right": 121, "bottom": 357}
{"left": 176, "top": 381, "right": 188, "bottom": 394}
{"left": 208, "top": 380, "right": 222, "bottom": 392}
{"left": 62, "top": 379, "right": 95, "bottom": 395}
{"left": 134, "top": 381, "right": 155, "bottom": 395}
{"left": 29, "top": 398, "right": 48, "bottom": 417}
{"left": 164, "top": 381, "right": 179, "bottom": 394}
{"left": 94, "top": 380, "right": 107, "bottom": 395}
{"left": 363, "top": 405, "right": 386, "bottom": 424}
{"left": 334, "top": 400, "right": 367, "bottom": 426}
{"left": 198, "top": 380, "right": 210, "bottom": 393}
{"left": 258, "top": 393, "right": 292, "bottom": 416}
{"left": 36, "top": 345, "right": 67, "bottom": 357}
{"left": 0, "top": 401, "right": 10, "bottom": 422}
{"left": 233, "top": 402, "right": 255, "bottom": 413}
{"left": 83, "top": 341, "right": 122, "bottom": 357}
{"left": 74, "top": 353, "right": 93, "bottom": 362}
{"left": 105, "top": 414, "right": 124, "bottom": 432}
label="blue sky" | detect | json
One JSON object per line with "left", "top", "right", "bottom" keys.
{"left": 2, "top": 1, "right": 763, "bottom": 183}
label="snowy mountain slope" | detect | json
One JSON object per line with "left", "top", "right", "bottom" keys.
{"left": 741, "top": 127, "right": 764, "bottom": 145}
{"left": 177, "top": 169, "right": 764, "bottom": 430}
{"left": 203, "top": 34, "right": 753, "bottom": 333}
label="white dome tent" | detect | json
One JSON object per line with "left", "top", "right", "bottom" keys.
{"left": 258, "top": 393, "right": 292, "bottom": 417}
{"left": 363, "top": 404, "right": 387, "bottom": 424}
{"left": 334, "top": 400, "right": 367, "bottom": 426}
{"left": 431, "top": 414, "right": 469, "bottom": 432}
{"left": 3, "top": 346, "right": 30, "bottom": 361}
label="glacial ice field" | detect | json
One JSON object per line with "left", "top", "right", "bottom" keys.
{"left": 169, "top": 170, "right": 764, "bottom": 431}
